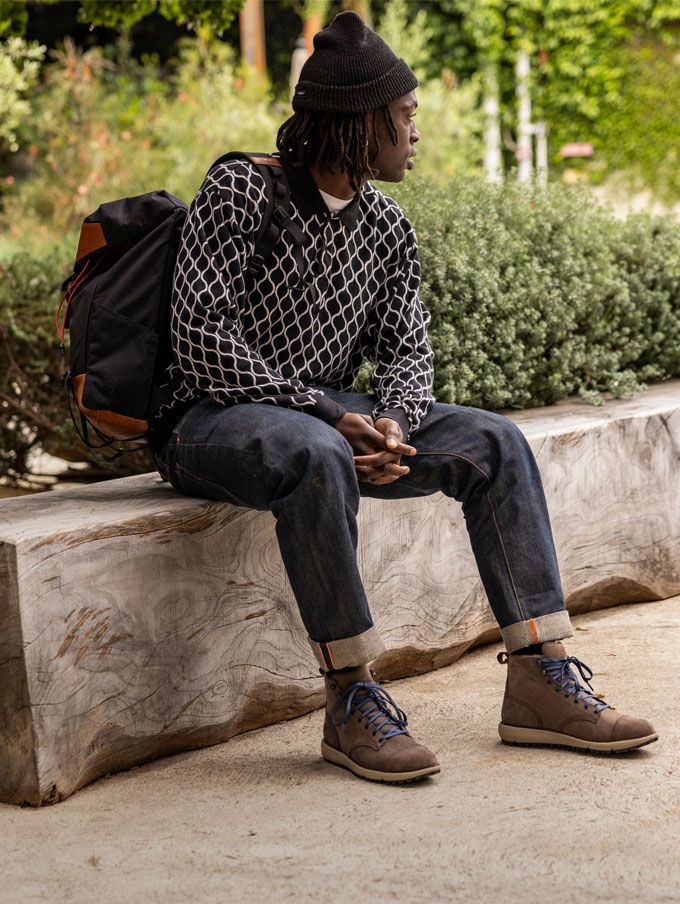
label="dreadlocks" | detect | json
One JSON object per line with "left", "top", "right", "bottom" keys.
{"left": 276, "top": 106, "right": 398, "bottom": 192}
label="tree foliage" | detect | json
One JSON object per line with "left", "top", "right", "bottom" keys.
{"left": 408, "top": 1, "right": 680, "bottom": 173}
{"left": 78, "top": 0, "right": 244, "bottom": 33}
{"left": 0, "top": 0, "right": 56, "bottom": 36}
{"left": 0, "top": 0, "right": 244, "bottom": 36}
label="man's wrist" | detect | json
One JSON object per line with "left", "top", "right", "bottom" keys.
{"left": 311, "top": 393, "right": 348, "bottom": 426}
{"left": 373, "top": 408, "right": 410, "bottom": 441}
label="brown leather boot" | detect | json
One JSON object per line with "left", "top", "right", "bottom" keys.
{"left": 320, "top": 667, "right": 440, "bottom": 783}
{"left": 497, "top": 641, "right": 658, "bottom": 753}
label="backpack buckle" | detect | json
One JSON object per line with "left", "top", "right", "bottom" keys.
{"left": 272, "top": 205, "right": 289, "bottom": 226}
{"left": 247, "top": 253, "right": 266, "bottom": 275}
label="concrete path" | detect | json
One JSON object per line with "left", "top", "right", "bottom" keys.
{"left": 2, "top": 597, "right": 678, "bottom": 904}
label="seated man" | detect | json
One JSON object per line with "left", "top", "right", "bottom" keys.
{"left": 149, "top": 11, "right": 657, "bottom": 784}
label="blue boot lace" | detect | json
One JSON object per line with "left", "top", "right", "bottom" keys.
{"left": 539, "top": 654, "right": 614, "bottom": 714}
{"left": 330, "top": 681, "right": 410, "bottom": 742}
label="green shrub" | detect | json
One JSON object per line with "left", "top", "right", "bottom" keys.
{"left": 1, "top": 242, "right": 75, "bottom": 482}
{"left": 365, "top": 176, "right": 680, "bottom": 409}
{"left": 2, "top": 176, "right": 679, "bottom": 485}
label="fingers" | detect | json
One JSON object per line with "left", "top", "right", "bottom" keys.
{"left": 355, "top": 461, "right": 410, "bottom": 483}
{"left": 353, "top": 450, "right": 402, "bottom": 467}
{"left": 361, "top": 421, "right": 396, "bottom": 448}
{"left": 373, "top": 417, "right": 417, "bottom": 456}
{"left": 375, "top": 439, "right": 417, "bottom": 457}
{"left": 356, "top": 443, "right": 416, "bottom": 461}
{"left": 356, "top": 418, "right": 416, "bottom": 455}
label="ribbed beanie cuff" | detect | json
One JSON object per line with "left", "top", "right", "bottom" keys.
{"left": 292, "top": 11, "right": 418, "bottom": 114}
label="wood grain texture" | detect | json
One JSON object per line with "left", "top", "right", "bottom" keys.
{"left": 1, "top": 381, "right": 679, "bottom": 806}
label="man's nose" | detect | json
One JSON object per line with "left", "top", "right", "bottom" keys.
{"left": 411, "top": 124, "right": 420, "bottom": 143}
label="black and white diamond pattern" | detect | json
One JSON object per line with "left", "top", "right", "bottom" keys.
{"left": 163, "top": 158, "right": 435, "bottom": 437}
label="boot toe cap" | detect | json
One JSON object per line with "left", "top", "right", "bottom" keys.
{"left": 611, "top": 715, "right": 657, "bottom": 742}
{"left": 386, "top": 739, "right": 439, "bottom": 772}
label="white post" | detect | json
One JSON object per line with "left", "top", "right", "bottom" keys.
{"left": 516, "top": 49, "right": 532, "bottom": 182}
{"left": 535, "top": 120, "right": 548, "bottom": 186}
{"left": 483, "top": 63, "right": 503, "bottom": 183}
{"left": 290, "top": 36, "right": 309, "bottom": 98}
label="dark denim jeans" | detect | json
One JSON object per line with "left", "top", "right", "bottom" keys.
{"left": 151, "top": 387, "right": 573, "bottom": 669}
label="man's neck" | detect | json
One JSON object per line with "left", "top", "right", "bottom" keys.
{"left": 309, "top": 162, "right": 359, "bottom": 201}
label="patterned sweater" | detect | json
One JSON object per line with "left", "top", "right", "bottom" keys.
{"left": 154, "top": 150, "right": 435, "bottom": 445}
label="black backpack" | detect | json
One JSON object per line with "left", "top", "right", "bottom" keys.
{"left": 56, "top": 152, "right": 305, "bottom": 456}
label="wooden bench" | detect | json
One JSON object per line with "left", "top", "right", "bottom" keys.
{"left": 1, "top": 381, "right": 679, "bottom": 806}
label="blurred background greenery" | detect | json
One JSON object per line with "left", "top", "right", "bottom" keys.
{"left": 1, "top": 0, "right": 679, "bottom": 490}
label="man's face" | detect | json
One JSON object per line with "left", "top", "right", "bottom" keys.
{"left": 368, "top": 91, "right": 419, "bottom": 183}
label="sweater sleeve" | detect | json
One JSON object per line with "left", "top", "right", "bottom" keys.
{"left": 365, "top": 218, "right": 435, "bottom": 439}
{"left": 170, "top": 162, "right": 347, "bottom": 426}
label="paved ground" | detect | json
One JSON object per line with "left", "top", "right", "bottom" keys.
{"left": 2, "top": 597, "right": 679, "bottom": 904}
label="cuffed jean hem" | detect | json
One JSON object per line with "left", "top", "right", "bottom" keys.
{"left": 501, "top": 610, "right": 574, "bottom": 654}
{"left": 308, "top": 626, "right": 386, "bottom": 671}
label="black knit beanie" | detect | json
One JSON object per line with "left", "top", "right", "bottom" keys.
{"left": 292, "top": 11, "right": 418, "bottom": 114}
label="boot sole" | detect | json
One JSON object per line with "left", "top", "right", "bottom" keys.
{"left": 320, "top": 740, "right": 441, "bottom": 784}
{"left": 498, "top": 723, "right": 659, "bottom": 753}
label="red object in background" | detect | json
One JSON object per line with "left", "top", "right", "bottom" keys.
{"left": 559, "top": 142, "right": 594, "bottom": 158}
{"left": 537, "top": 48, "right": 550, "bottom": 66}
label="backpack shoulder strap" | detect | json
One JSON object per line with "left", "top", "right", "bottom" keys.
{"left": 203, "top": 151, "right": 305, "bottom": 276}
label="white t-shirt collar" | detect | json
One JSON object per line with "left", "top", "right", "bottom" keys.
{"left": 318, "top": 187, "right": 355, "bottom": 213}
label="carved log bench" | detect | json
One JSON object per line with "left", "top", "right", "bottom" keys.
{"left": 1, "top": 381, "right": 679, "bottom": 806}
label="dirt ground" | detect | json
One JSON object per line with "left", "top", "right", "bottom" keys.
{"left": 1, "top": 597, "right": 678, "bottom": 904}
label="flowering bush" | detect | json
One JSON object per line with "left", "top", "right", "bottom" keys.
{"left": 0, "top": 37, "right": 45, "bottom": 154}
{"left": 0, "top": 37, "right": 279, "bottom": 254}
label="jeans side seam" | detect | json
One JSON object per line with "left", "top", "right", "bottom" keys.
{"left": 412, "top": 450, "right": 491, "bottom": 483}
{"left": 413, "top": 448, "right": 526, "bottom": 624}
{"left": 177, "top": 442, "right": 256, "bottom": 452}
{"left": 486, "top": 492, "right": 526, "bottom": 623}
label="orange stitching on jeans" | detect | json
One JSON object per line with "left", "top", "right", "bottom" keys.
{"left": 529, "top": 618, "right": 539, "bottom": 643}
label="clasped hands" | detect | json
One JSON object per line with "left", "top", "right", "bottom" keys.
{"left": 335, "top": 412, "right": 416, "bottom": 485}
